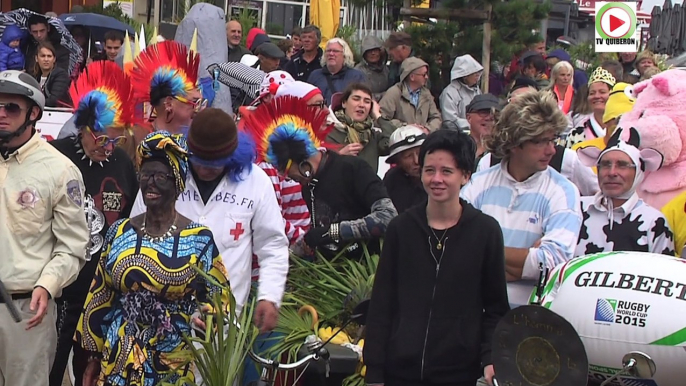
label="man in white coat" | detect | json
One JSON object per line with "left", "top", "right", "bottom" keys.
{"left": 131, "top": 108, "right": 289, "bottom": 331}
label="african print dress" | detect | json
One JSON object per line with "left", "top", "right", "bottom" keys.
{"left": 75, "top": 218, "right": 230, "bottom": 386}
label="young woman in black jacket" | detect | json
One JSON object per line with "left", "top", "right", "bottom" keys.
{"left": 364, "top": 130, "right": 510, "bottom": 386}
{"left": 34, "top": 41, "right": 71, "bottom": 107}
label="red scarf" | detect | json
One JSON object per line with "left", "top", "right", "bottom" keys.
{"left": 554, "top": 84, "right": 574, "bottom": 114}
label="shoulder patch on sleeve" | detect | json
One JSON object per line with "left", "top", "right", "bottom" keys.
{"left": 66, "top": 179, "right": 83, "bottom": 207}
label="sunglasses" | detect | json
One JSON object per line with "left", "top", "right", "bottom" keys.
{"left": 175, "top": 95, "right": 208, "bottom": 113}
{"left": 468, "top": 109, "right": 494, "bottom": 117}
{"left": 138, "top": 171, "right": 175, "bottom": 185}
{"left": 307, "top": 101, "right": 326, "bottom": 109}
{"left": 86, "top": 127, "right": 127, "bottom": 147}
{"left": 529, "top": 135, "right": 561, "bottom": 148}
{"left": 0, "top": 102, "right": 24, "bottom": 117}
{"left": 597, "top": 160, "right": 637, "bottom": 171}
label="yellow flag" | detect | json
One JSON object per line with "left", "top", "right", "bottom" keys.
{"left": 134, "top": 32, "right": 140, "bottom": 58}
{"left": 190, "top": 28, "right": 198, "bottom": 54}
{"left": 123, "top": 31, "right": 133, "bottom": 75}
{"left": 149, "top": 26, "right": 158, "bottom": 45}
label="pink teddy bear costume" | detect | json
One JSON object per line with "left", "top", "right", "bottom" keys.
{"left": 617, "top": 69, "right": 686, "bottom": 209}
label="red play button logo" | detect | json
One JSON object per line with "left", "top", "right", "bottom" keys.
{"left": 609, "top": 15, "right": 625, "bottom": 32}
{"left": 599, "top": 5, "right": 633, "bottom": 38}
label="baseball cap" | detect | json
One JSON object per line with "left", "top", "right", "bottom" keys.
{"left": 386, "top": 125, "right": 426, "bottom": 164}
{"left": 519, "top": 50, "right": 542, "bottom": 64}
{"left": 256, "top": 42, "right": 285, "bottom": 59}
{"left": 510, "top": 77, "right": 539, "bottom": 92}
{"left": 466, "top": 94, "right": 501, "bottom": 113}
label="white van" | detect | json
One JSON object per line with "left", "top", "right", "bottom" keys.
{"left": 35, "top": 107, "right": 73, "bottom": 141}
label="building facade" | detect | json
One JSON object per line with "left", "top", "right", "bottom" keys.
{"left": 2, "top": 0, "right": 100, "bottom": 14}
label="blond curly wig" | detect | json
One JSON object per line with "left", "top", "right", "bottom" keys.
{"left": 486, "top": 90, "right": 569, "bottom": 159}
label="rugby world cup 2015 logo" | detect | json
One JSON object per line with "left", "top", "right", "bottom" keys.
{"left": 594, "top": 298, "right": 617, "bottom": 323}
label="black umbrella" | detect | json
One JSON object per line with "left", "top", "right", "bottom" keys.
{"left": 656, "top": 0, "right": 673, "bottom": 54}
{"left": 0, "top": 8, "right": 83, "bottom": 75}
{"left": 207, "top": 62, "right": 265, "bottom": 100}
{"left": 647, "top": 5, "right": 662, "bottom": 52}
{"left": 59, "top": 13, "right": 135, "bottom": 42}
{"left": 670, "top": 4, "right": 682, "bottom": 56}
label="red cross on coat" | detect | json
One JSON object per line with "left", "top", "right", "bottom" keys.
{"left": 230, "top": 222, "right": 245, "bottom": 241}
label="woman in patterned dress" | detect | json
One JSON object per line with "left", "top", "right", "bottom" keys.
{"left": 76, "top": 131, "right": 230, "bottom": 386}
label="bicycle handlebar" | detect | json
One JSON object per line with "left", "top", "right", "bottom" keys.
{"left": 248, "top": 349, "right": 322, "bottom": 371}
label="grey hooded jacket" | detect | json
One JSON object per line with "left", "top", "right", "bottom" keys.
{"left": 439, "top": 54, "right": 483, "bottom": 129}
{"left": 354, "top": 35, "right": 389, "bottom": 100}
{"left": 175, "top": 3, "right": 233, "bottom": 115}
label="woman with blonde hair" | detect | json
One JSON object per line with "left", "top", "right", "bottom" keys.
{"left": 307, "top": 37, "right": 367, "bottom": 104}
{"left": 547, "top": 61, "right": 575, "bottom": 115}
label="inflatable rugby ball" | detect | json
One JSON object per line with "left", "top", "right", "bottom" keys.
{"left": 537, "top": 251, "right": 686, "bottom": 386}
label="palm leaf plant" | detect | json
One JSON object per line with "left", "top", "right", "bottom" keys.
{"left": 262, "top": 244, "right": 380, "bottom": 381}
{"left": 161, "top": 266, "right": 258, "bottom": 386}
{"left": 287, "top": 245, "right": 379, "bottom": 327}
{"left": 259, "top": 298, "right": 320, "bottom": 365}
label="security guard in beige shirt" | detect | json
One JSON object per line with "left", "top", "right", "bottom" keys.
{"left": 0, "top": 70, "right": 88, "bottom": 386}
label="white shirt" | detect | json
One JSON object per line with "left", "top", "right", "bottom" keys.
{"left": 131, "top": 165, "right": 289, "bottom": 311}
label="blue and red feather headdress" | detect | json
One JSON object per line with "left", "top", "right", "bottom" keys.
{"left": 131, "top": 41, "right": 200, "bottom": 106}
{"left": 241, "top": 95, "right": 335, "bottom": 170}
{"left": 69, "top": 60, "right": 134, "bottom": 132}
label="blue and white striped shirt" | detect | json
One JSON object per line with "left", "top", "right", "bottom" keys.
{"left": 461, "top": 161, "right": 582, "bottom": 306}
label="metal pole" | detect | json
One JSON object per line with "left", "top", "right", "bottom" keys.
{"left": 564, "top": 2, "right": 570, "bottom": 37}
{"left": 481, "top": 4, "right": 492, "bottom": 94}
{"left": 154, "top": 0, "right": 162, "bottom": 26}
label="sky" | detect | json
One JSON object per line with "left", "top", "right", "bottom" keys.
{"left": 640, "top": 0, "right": 684, "bottom": 11}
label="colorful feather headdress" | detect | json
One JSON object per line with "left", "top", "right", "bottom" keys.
{"left": 131, "top": 40, "right": 200, "bottom": 106}
{"left": 69, "top": 60, "right": 134, "bottom": 132}
{"left": 241, "top": 95, "right": 334, "bottom": 170}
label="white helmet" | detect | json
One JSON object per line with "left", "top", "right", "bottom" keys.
{"left": 386, "top": 125, "right": 427, "bottom": 164}
{"left": 0, "top": 70, "right": 45, "bottom": 119}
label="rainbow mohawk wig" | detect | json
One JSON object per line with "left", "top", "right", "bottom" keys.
{"left": 131, "top": 41, "right": 200, "bottom": 106}
{"left": 242, "top": 95, "right": 334, "bottom": 170}
{"left": 70, "top": 60, "right": 134, "bottom": 132}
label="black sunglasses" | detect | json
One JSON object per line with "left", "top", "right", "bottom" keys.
{"left": 0, "top": 102, "right": 24, "bottom": 117}
{"left": 138, "top": 171, "right": 174, "bottom": 185}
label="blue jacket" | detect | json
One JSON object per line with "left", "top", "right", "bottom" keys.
{"left": 307, "top": 65, "right": 367, "bottom": 104}
{"left": 547, "top": 48, "right": 589, "bottom": 91}
{"left": 0, "top": 25, "right": 26, "bottom": 71}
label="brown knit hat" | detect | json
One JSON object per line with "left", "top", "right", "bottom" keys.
{"left": 385, "top": 32, "right": 412, "bottom": 49}
{"left": 187, "top": 108, "right": 238, "bottom": 160}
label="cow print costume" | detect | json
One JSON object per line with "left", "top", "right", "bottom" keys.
{"left": 566, "top": 114, "right": 605, "bottom": 149}
{"left": 575, "top": 127, "right": 675, "bottom": 257}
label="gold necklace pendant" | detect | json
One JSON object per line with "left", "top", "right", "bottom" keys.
{"left": 436, "top": 241, "right": 443, "bottom": 250}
